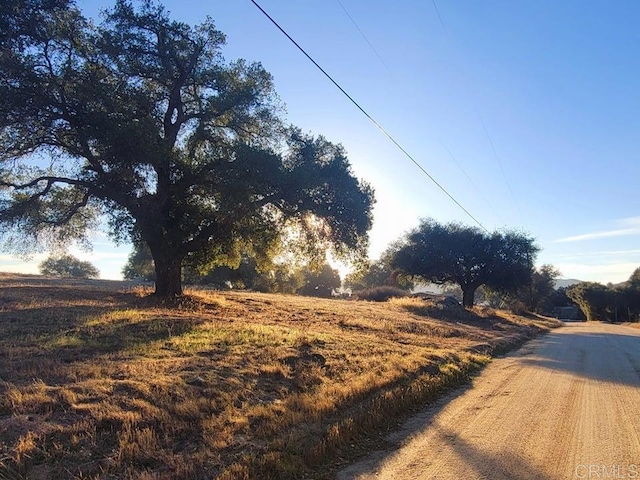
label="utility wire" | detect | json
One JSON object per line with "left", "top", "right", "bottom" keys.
{"left": 249, "top": 0, "right": 487, "bottom": 232}
{"left": 478, "top": 114, "right": 521, "bottom": 216}
{"left": 431, "top": 0, "right": 447, "bottom": 34}
{"left": 335, "top": 0, "right": 392, "bottom": 75}
{"left": 423, "top": 2, "right": 516, "bottom": 226}
{"left": 440, "top": 140, "right": 503, "bottom": 224}
{"left": 338, "top": 0, "right": 493, "bottom": 229}
{"left": 336, "top": 2, "right": 487, "bottom": 225}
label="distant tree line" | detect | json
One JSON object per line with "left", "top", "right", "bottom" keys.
{"left": 566, "top": 268, "right": 640, "bottom": 322}
{"left": 126, "top": 214, "right": 602, "bottom": 316}
{"left": 160, "top": 216, "right": 545, "bottom": 307}
{"left": 344, "top": 218, "right": 588, "bottom": 315}
{"left": 123, "top": 242, "right": 341, "bottom": 298}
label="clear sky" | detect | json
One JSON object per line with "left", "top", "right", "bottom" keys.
{"left": 2, "top": 0, "right": 640, "bottom": 284}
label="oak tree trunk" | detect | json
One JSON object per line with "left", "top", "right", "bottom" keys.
{"left": 462, "top": 285, "right": 476, "bottom": 308}
{"left": 153, "top": 252, "right": 183, "bottom": 298}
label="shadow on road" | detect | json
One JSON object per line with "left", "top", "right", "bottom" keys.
{"left": 426, "top": 421, "right": 550, "bottom": 479}
{"left": 338, "top": 408, "right": 551, "bottom": 479}
{"left": 515, "top": 323, "right": 640, "bottom": 386}
{"left": 338, "top": 322, "right": 640, "bottom": 479}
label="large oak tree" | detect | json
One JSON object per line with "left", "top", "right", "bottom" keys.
{"left": 392, "top": 218, "right": 538, "bottom": 307}
{"left": 0, "top": 0, "right": 374, "bottom": 297}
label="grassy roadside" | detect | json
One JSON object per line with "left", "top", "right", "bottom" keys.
{"left": 0, "top": 274, "right": 561, "bottom": 479}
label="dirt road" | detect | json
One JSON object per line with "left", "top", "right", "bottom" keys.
{"left": 338, "top": 322, "right": 640, "bottom": 480}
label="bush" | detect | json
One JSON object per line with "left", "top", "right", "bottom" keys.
{"left": 502, "top": 299, "right": 528, "bottom": 316}
{"left": 354, "top": 286, "right": 409, "bottom": 302}
{"left": 39, "top": 254, "right": 100, "bottom": 279}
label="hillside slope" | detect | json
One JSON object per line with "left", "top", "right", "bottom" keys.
{"left": 0, "top": 274, "right": 560, "bottom": 479}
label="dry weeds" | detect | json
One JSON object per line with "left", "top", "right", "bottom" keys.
{"left": 0, "top": 274, "right": 561, "bottom": 479}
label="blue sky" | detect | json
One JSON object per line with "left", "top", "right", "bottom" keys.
{"left": 2, "top": 0, "right": 640, "bottom": 284}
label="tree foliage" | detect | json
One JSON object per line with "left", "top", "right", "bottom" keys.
{"left": 254, "top": 264, "right": 306, "bottom": 294}
{"left": 344, "top": 244, "right": 413, "bottom": 292}
{"left": 391, "top": 218, "right": 538, "bottom": 307}
{"left": 39, "top": 254, "right": 99, "bottom": 278}
{"left": 122, "top": 241, "right": 336, "bottom": 296}
{"left": 567, "top": 282, "right": 616, "bottom": 322}
{"left": 485, "top": 264, "right": 561, "bottom": 313}
{"left": 0, "top": 0, "right": 374, "bottom": 298}
{"left": 122, "top": 242, "right": 155, "bottom": 281}
{"left": 523, "top": 264, "right": 561, "bottom": 313}
{"left": 623, "top": 267, "right": 640, "bottom": 315}
{"left": 546, "top": 286, "right": 574, "bottom": 310}
{"left": 567, "top": 269, "right": 640, "bottom": 322}
{"left": 191, "top": 255, "right": 264, "bottom": 290}
{"left": 122, "top": 240, "right": 308, "bottom": 294}
{"left": 298, "top": 263, "right": 341, "bottom": 298}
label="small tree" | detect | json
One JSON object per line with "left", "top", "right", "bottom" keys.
{"left": 192, "top": 255, "right": 296, "bottom": 292}
{"left": 39, "top": 254, "right": 99, "bottom": 278}
{"left": 392, "top": 218, "right": 538, "bottom": 307}
{"left": 259, "top": 264, "right": 305, "bottom": 294}
{"left": 627, "top": 267, "right": 640, "bottom": 290}
{"left": 498, "top": 264, "right": 562, "bottom": 313}
{"left": 192, "top": 255, "right": 263, "bottom": 289}
{"left": 621, "top": 267, "right": 640, "bottom": 321}
{"left": 298, "top": 263, "right": 341, "bottom": 298}
{"left": 122, "top": 242, "right": 155, "bottom": 281}
{"left": 546, "top": 286, "right": 574, "bottom": 309}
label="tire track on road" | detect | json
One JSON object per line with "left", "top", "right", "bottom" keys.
{"left": 339, "top": 322, "right": 640, "bottom": 480}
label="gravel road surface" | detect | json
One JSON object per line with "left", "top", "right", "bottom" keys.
{"left": 338, "top": 322, "right": 640, "bottom": 480}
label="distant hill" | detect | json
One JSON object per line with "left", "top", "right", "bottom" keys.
{"left": 554, "top": 278, "right": 583, "bottom": 289}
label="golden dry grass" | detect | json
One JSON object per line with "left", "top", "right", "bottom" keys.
{"left": 0, "top": 274, "right": 561, "bottom": 479}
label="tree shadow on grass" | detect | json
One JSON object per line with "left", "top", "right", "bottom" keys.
{"left": 0, "top": 288, "right": 214, "bottom": 386}
{"left": 0, "top": 284, "right": 235, "bottom": 477}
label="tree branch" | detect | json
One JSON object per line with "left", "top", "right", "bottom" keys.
{"left": 0, "top": 175, "right": 88, "bottom": 190}
{"left": 42, "top": 191, "right": 91, "bottom": 226}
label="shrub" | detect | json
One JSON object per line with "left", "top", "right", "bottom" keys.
{"left": 507, "top": 300, "right": 528, "bottom": 316}
{"left": 39, "top": 254, "right": 100, "bottom": 279}
{"left": 354, "top": 286, "right": 409, "bottom": 302}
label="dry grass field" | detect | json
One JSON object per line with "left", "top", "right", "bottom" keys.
{"left": 0, "top": 273, "right": 561, "bottom": 479}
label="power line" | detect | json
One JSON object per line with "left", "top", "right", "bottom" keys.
{"left": 337, "top": 1, "right": 496, "bottom": 227}
{"left": 422, "top": 3, "right": 520, "bottom": 226}
{"left": 431, "top": 0, "right": 447, "bottom": 33}
{"left": 478, "top": 114, "right": 521, "bottom": 216}
{"left": 440, "top": 140, "right": 503, "bottom": 224}
{"left": 335, "top": 0, "right": 392, "bottom": 74}
{"left": 249, "top": 0, "right": 487, "bottom": 232}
